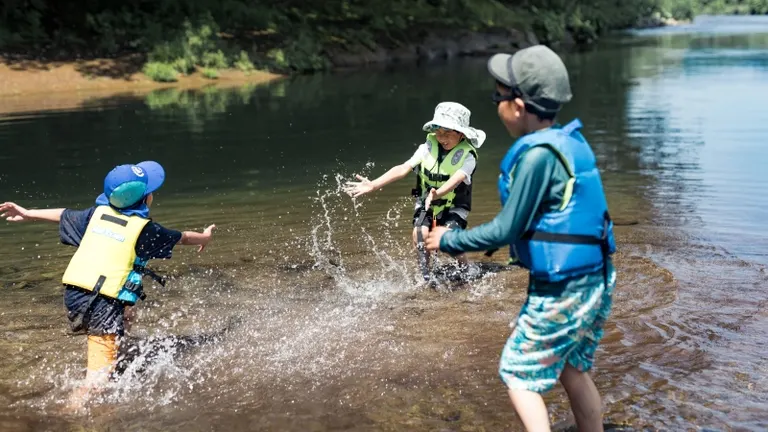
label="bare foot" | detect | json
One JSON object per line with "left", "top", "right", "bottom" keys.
{"left": 63, "top": 384, "right": 105, "bottom": 414}
{"left": 64, "top": 386, "right": 91, "bottom": 414}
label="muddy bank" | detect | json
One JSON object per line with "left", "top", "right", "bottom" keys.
{"left": 0, "top": 55, "right": 281, "bottom": 115}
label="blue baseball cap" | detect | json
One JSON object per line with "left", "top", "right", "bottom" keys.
{"left": 96, "top": 161, "right": 166, "bottom": 209}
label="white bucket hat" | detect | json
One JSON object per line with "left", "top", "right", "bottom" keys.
{"left": 422, "top": 102, "right": 486, "bottom": 148}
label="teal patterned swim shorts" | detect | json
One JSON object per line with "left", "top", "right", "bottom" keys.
{"left": 498, "top": 262, "right": 617, "bottom": 394}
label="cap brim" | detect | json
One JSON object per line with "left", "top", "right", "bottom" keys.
{"left": 488, "top": 53, "right": 514, "bottom": 86}
{"left": 137, "top": 161, "right": 165, "bottom": 194}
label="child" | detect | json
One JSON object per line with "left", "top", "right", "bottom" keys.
{"left": 427, "top": 46, "right": 616, "bottom": 432}
{"left": 0, "top": 161, "right": 215, "bottom": 401}
{"left": 344, "top": 102, "right": 485, "bottom": 275}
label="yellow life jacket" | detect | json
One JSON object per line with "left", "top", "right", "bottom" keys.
{"left": 416, "top": 134, "right": 477, "bottom": 217}
{"left": 62, "top": 206, "right": 149, "bottom": 301}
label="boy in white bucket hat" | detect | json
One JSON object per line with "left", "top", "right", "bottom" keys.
{"left": 344, "top": 102, "right": 486, "bottom": 278}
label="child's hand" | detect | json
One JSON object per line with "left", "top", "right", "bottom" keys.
{"left": 343, "top": 175, "right": 375, "bottom": 198}
{"left": 0, "top": 202, "right": 30, "bottom": 222}
{"left": 197, "top": 224, "right": 216, "bottom": 252}
{"left": 424, "top": 189, "right": 438, "bottom": 210}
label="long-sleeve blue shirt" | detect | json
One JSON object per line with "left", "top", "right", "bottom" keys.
{"left": 439, "top": 145, "right": 569, "bottom": 255}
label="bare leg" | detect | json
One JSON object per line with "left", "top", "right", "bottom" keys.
{"left": 67, "top": 334, "right": 117, "bottom": 411}
{"left": 560, "top": 364, "right": 604, "bottom": 432}
{"left": 507, "top": 389, "right": 552, "bottom": 432}
{"left": 84, "top": 334, "right": 117, "bottom": 384}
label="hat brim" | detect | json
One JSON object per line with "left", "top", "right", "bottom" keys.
{"left": 422, "top": 120, "right": 487, "bottom": 148}
{"left": 488, "top": 53, "right": 514, "bottom": 87}
{"left": 137, "top": 161, "right": 165, "bottom": 194}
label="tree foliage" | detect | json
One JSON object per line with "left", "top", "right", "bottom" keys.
{"left": 1, "top": 0, "right": 765, "bottom": 78}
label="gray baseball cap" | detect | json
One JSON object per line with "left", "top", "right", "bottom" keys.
{"left": 487, "top": 45, "right": 572, "bottom": 114}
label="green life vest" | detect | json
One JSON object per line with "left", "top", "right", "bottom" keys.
{"left": 417, "top": 133, "right": 478, "bottom": 217}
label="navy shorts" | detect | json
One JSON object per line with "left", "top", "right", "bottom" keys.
{"left": 64, "top": 286, "right": 126, "bottom": 336}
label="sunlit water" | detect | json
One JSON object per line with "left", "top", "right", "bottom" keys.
{"left": 1, "top": 15, "right": 768, "bottom": 431}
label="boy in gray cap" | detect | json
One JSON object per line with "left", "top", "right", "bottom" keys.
{"left": 426, "top": 45, "right": 617, "bottom": 432}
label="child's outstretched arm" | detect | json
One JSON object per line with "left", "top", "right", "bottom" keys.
{"left": 343, "top": 163, "right": 412, "bottom": 198}
{"left": 1, "top": 202, "right": 64, "bottom": 223}
{"left": 424, "top": 171, "right": 467, "bottom": 210}
{"left": 179, "top": 224, "right": 216, "bottom": 252}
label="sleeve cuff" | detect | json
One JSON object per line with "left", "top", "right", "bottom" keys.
{"left": 457, "top": 169, "right": 472, "bottom": 185}
{"left": 439, "top": 231, "right": 456, "bottom": 254}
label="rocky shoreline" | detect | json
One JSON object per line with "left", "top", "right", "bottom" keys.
{"left": 327, "top": 28, "right": 538, "bottom": 69}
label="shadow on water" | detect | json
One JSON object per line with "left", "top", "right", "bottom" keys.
{"left": 2, "top": 16, "right": 768, "bottom": 431}
{"left": 114, "top": 315, "right": 242, "bottom": 377}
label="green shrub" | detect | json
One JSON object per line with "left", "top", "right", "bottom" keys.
{"left": 275, "top": 30, "right": 329, "bottom": 72}
{"left": 233, "top": 51, "right": 255, "bottom": 72}
{"left": 147, "top": 15, "right": 222, "bottom": 75}
{"left": 143, "top": 62, "right": 179, "bottom": 82}
{"left": 202, "top": 50, "right": 228, "bottom": 69}
{"left": 202, "top": 67, "right": 219, "bottom": 79}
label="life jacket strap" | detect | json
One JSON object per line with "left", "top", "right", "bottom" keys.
{"left": 69, "top": 275, "right": 107, "bottom": 333}
{"left": 420, "top": 168, "right": 451, "bottom": 183}
{"left": 133, "top": 264, "right": 167, "bottom": 287}
{"left": 521, "top": 230, "right": 604, "bottom": 245}
{"left": 430, "top": 199, "right": 448, "bottom": 208}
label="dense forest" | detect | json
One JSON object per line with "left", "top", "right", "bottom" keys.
{"left": 1, "top": 0, "right": 766, "bottom": 80}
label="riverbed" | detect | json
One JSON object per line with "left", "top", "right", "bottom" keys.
{"left": 1, "top": 15, "right": 767, "bottom": 431}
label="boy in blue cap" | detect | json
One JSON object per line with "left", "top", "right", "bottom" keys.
{"left": 426, "top": 45, "right": 617, "bottom": 432}
{"left": 1, "top": 161, "right": 215, "bottom": 398}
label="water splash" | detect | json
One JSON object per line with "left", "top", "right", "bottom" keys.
{"left": 306, "top": 169, "right": 419, "bottom": 297}
{"left": 9, "top": 165, "right": 511, "bottom": 424}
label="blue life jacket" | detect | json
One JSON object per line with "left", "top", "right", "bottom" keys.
{"left": 497, "top": 119, "right": 616, "bottom": 283}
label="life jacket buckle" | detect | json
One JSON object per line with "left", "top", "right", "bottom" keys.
{"left": 132, "top": 264, "right": 167, "bottom": 287}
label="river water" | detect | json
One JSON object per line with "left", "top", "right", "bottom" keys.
{"left": 1, "top": 15, "right": 767, "bottom": 432}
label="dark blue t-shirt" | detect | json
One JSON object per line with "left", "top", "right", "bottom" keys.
{"left": 59, "top": 207, "right": 182, "bottom": 260}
